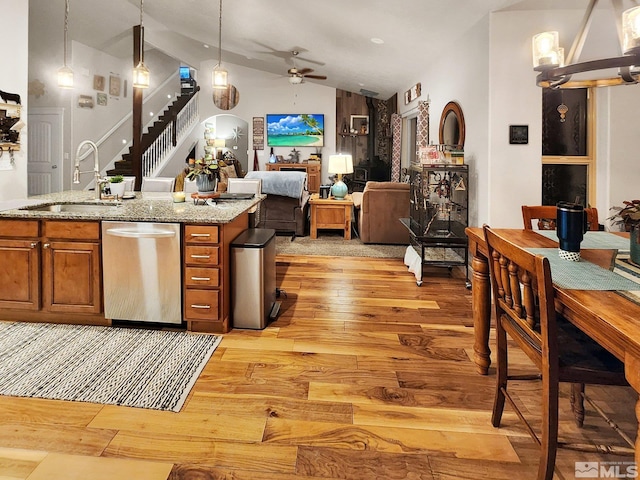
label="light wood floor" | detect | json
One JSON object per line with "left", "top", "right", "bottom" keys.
{"left": 0, "top": 255, "right": 637, "bottom": 479}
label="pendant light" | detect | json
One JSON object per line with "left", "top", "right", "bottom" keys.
{"left": 133, "top": 0, "right": 150, "bottom": 89}
{"left": 212, "top": 0, "right": 228, "bottom": 89}
{"left": 57, "top": 0, "right": 74, "bottom": 88}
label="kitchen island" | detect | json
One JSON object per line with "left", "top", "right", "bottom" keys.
{"left": 0, "top": 191, "right": 263, "bottom": 333}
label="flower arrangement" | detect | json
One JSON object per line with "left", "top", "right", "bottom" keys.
{"left": 608, "top": 200, "right": 640, "bottom": 231}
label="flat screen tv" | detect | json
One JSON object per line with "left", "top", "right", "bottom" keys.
{"left": 266, "top": 114, "right": 324, "bottom": 147}
{"left": 179, "top": 66, "right": 191, "bottom": 80}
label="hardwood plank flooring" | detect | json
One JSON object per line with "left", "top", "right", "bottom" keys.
{"left": 0, "top": 254, "right": 637, "bottom": 479}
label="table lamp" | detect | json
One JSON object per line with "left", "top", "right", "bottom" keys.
{"left": 328, "top": 154, "right": 353, "bottom": 200}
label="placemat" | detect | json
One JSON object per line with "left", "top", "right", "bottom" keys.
{"left": 526, "top": 248, "right": 640, "bottom": 291}
{"left": 534, "top": 230, "right": 630, "bottom": 251}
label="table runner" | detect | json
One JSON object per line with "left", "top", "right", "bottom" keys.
{"left": 527, "top": 248, "right": 640, "bottom": 291}
{"left": 534, "top": 230, "right": 630, "bottom": 250}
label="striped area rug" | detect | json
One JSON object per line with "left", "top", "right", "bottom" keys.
{"left": 0, "top": 322, "right": 221, "bottom": 412}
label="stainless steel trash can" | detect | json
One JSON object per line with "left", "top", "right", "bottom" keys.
{"left": 231, "top": 228, "right": 277, "bottom": 329}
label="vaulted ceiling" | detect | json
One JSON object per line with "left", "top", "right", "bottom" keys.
{"left": 30, "top": 0, "right": 626, "bottom": 99}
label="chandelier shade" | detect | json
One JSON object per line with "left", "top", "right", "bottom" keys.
{"left": 533, "top": 0, "right": 640, "bottom": 88}
{"left": 133, "top": 0, "right": 150, "bottom": 89}
{"left": 58, "top": 0, "right": 74, "bottom": 88}
{"left": 212, "top": 0, "right": 229, "bottom": 89}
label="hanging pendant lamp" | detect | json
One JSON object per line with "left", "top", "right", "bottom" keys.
{"left": 58, "top": 0, "right": 74, "bottom": 88}
{"left": 212, "top": 0, "right": 228, "bottom": 89}
{"left": 133, "top": 0, "right": 150, "bottom": 89}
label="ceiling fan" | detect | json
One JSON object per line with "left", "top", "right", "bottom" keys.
{"left": 287, "top": 51, "right": 327, "bottom": 84}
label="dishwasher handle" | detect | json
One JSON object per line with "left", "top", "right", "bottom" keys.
{"left": 105, "top": 227, "right": 177, "bottom": 239}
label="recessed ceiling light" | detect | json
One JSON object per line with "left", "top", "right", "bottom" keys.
{"left": 370, "top": 38, "right": 384, "bottom": 45}
{"left": 358, "top": 83, "right": 365, "bottom": 87}
{"left": 203, "top": 44, "right": 210, "bottom": 49}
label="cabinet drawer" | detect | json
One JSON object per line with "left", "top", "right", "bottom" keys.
{"left": 0, "top": 219, "right": 39, "bottom": 238}
{"left": 185, "top": 267, "right": 220, "bottom": 288}
{"left": 185, "top": 245, "right": 219, "bottom": 265}
{"left": 184, "top": 289, "right": 220, "bottom": 321}
{"left": 185, "top": 225, "right": 219, "bottom": 244}
{"left": 44, "top": 221, "right": 100, "bottom": 240}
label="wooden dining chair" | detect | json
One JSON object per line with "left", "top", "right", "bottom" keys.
{"left": 483, "top": 225, "right": 629, "bottom": 480}
{"left": 522, "top": 205, "right": 600, "bottom": 231}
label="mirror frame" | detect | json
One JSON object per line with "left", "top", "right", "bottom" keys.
{"left": 439, "top": 101, "right": 465, "bottom": 149}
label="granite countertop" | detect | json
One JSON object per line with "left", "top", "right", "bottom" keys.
{"left": 0, "top": 190, "right": 264, "bottom": 224}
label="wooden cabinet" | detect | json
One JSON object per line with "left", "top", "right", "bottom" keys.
{"left": 183, "top": 214, "right": 247, "bottom": 333}
{"left": 0, "top": 220, "right": 41, "bottom": 311}
{"left": 0, "top": 219, "right": 105, "bottom": 323}
{"left": 266, "top": 163, "right": 320, "bottom": 194}
{"left": 184, "top": 225, "right": 222, "bottom": 332}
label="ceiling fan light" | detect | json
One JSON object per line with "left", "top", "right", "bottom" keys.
{"left": 57, "top": 65, "right": 74, "bottom": 89}
{"left": 213, "top": 66, "right": 228, "bottom": 89}
{"left": 623, "top": 6, "right": 640, "bottom": 54}
{"left": 289, "top": 75, "right": 303, "bottom": 85}
{"left": 532, "top": 31, "right": 560, "bottom": 70}
{"left": 133, "top": 61, "right": 150, "bottom": 88}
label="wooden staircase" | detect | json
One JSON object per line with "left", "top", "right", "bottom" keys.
{"left": 107, "top": 84, "right": 200, "bottom": 178}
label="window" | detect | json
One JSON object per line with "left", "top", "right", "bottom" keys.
{"left": 541, "top": 88, "right": 595, "bottom": 206}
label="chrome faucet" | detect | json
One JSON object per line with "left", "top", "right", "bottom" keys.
{"left": 73, "top": 140, "right": 104, "bottom": 199}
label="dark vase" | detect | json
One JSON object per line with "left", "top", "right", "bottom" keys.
{"left": 195, "top": 174, "right": 216, "bottom": 193}
{"left": 631, "top": 223, "right": 640, "bottom": 266}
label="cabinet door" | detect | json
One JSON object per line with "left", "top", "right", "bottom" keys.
{"left": 307, "top": 170, "right": 320, "bottom": 193}
{"left": 0, "top": 239, "right": 40, "bottom": 310}
{"left": 42, "top": 241, "right": 102, "bottom": 314}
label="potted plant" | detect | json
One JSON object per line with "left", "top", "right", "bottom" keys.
{"left": 108, "top": 174, "right": 126, "bottom": 198}
{"left": 186, "top": 158, "right": 219, "bottom": 193}
{"left": 608, "top": 199, "right": 640, "bottom": 265}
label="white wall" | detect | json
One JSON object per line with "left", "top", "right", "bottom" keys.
{"left": 399, "top": 14, "right": 492, "bottom": 228}
{"left": 196, "top": 62, "right": 337, "bottom": 183}
{"left": 487, "top": 7, "right": 640, "bottom": 228}
{"left": 0, "top": 0, "right": 29, "bottom": 201}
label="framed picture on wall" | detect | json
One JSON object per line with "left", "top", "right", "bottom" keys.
{"left": 109, "top": 75, "right": 121, "bottom": 97}
{"left": 350, "top": 115, "right": 369, "bottom": 135}
{"left": 509, "top": 125, "right": 528, "bottom": 144}
{"left": 93, "top": 75, "right": 105, "bottom": 91}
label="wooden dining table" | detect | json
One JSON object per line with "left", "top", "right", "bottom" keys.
{"left": 465, "top": 227, "right": 640, "bottom": 463}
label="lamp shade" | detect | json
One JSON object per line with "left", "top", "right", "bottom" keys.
{"left": 328, "top": 154, "right": 354, "bottom": 175}
{"left": 623, "top": 6, "right": 640, "bottom": 54}
{"left": 532, "top": 31, "right": 560, "bottom": 70}
{"left": 213, "top": 138, "right": 226, "bottom": 148}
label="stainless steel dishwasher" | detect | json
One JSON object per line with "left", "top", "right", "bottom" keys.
{"left": 102, "top": 221, "right": 182, "bottom": 324}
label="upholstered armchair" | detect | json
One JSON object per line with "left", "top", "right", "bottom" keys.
{"left": 352, "top": 181, "right": 410, "bottom": 244}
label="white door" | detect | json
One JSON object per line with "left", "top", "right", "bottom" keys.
{"left": 28, "top": 108, "right": 64, "bottom": 195}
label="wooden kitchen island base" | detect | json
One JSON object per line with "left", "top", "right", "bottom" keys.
{"left": 309, "top": 194, "right": 353, "bottom": 240}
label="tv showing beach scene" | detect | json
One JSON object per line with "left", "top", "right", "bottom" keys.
{"left": 266, "top": 114, "right": 324, "bottom": 147}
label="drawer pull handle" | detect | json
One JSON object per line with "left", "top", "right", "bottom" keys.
{"left": 43, "top": 243, "right": 50, "bottom": 249}
{"left": 191, "top": 233, "right": 211, "bottom": 237}
{"left": 30, "top": 242, "right": 38, "bottom": 248}
{"left": 190, "top": 254, "right": 211, "bottom": 259}
{"left": 191, "top": 304, "right": 211, "bottom": 309}
{"left": 191, "top": 277, "right": 211, "bottom": 281}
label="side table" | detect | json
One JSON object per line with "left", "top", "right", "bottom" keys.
{"left": 309, "top": 194, "right": 353, "bottom": 240}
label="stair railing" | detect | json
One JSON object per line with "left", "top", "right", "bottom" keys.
{"left": 142, "top": 87, "right": 199, "bottom": 177}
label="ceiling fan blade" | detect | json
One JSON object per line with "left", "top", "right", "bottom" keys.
{"left": 297, "top": 68, "right": 314, "bottom": 75}
{"left": 303, "top": 74, "right": 327, "bottom": 80}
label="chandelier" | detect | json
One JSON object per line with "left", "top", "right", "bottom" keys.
{"left": 212, "top": 0, "right": 228, "bottom": 89}
{"left": 57, "top": 0, "right": 73, "bottom": 88}
{"left": 532, "top": 0, "right": 640, "bottom": 88}
{"left": 132, "top": 0, "right": 150, "bottom": 88}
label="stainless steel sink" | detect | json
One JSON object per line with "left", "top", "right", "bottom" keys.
{"left": 22, "top": 203, "right": 117, "bottom": 213}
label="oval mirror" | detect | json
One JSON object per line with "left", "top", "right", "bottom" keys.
{"left": 213, "top": 84, "right": 240, "bottom": 110}
{"left": 439, "top": 101, "right": 465, "bottom": 149}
